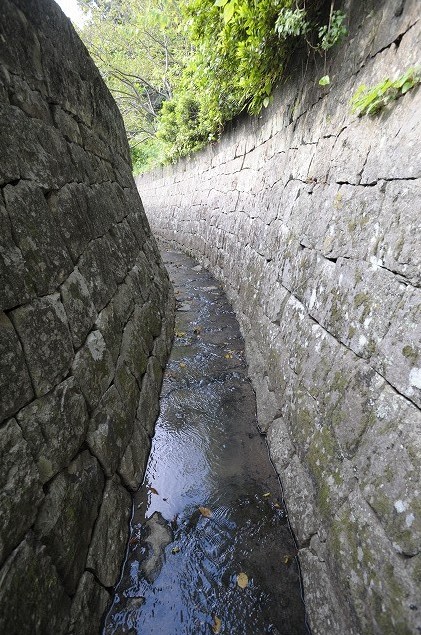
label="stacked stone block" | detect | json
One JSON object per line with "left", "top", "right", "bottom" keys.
{"left": 138, "top": 0, "right": 421, "bottom": 632}
{"left": 0, "top": 1, "right": 174, "bottom": 632}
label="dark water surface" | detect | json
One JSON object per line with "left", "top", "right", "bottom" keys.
{"left": 103, "top": 249, "right": 307, "bottom": 635}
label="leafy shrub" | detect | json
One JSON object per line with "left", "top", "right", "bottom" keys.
{"left": 351, "top": 67, "right": 421, "bottom": 116}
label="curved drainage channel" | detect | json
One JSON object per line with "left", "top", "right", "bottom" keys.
{"left": 104, "top": 248, "right": 308, "bottom": 635}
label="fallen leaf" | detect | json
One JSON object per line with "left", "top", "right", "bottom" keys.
{"left": 273, "top": 502, "right": 281, "bottom": 509}
{"left": 237, "top": 572, "right": 248, "bottom": 589}
{"left": 263, "top": 492, "right": 271, "bottom": 497}
{"left": 175, "top": 331, "right": 186, "bottom": 337}
{"left": 284, "top": 554, "right": 295, "bottom": 567}
{"left": 129, "top": 536, "right": 140, "bottom": 545}
{"left": 171, "top": 546, "right": 181, "bottom": 554}
{"left": 198, "top": 506, "right": 212, "bottom": 518}
{"left": 179, "top": 362, "right": 186, "bottom": 368}
{"left": 224, "top": 353, "right": 233, "bottom": 359}
{"left": 149, "top": 487, "right": 159, "bottom": 495}
{"left": 212, "top": 614, "right": 222, "bottom": 634}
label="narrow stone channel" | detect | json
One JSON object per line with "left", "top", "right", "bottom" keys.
{"left": 104, "top": 248, "right": 308, "bottom": 635}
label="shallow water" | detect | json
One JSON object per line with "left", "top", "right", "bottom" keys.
{"left": 103, "top": 249, "right": 308, "bottom": 635}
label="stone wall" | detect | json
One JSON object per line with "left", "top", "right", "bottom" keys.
{"left": 0, "top": 1, "right": 174, "bottom": 632}
{"left": 137, "top": 1, "right": 421, "bottom": 632}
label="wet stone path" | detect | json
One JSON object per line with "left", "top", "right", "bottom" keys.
{"left": 104, "top": 248, "right": 307, "bottom": 635}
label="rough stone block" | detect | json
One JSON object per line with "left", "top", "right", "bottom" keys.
{"left": 78, "top": 236, "right": 118, "bottom": 312}
{"left": 16, "top": 377, "right": 89, "bottom": 484}
{"left": 95, "top": 281, "right": 134, "bottom": 364}
{"left": 34, "top": 450, "right": 104, "bottom": 595}
{"left": 68, "top": 572, "right": 110, "bottom": 635}
{"left": 329, "top": 493, "right": 419, "bottom": 635}
{"left": 117, "top": 306, "right": 150, "bottom": 384}
{"left": 375, "top": 286, "right": 421, "bottom": 408}
{"left": 0, "top": 534, "right": 71, "bottom": 635}
{"left": 136, "top": 358, "right": 163, "bottom": 435}
{"left": 355, "top": 385, "right": 421, "bottom": 557}
{"left": 61, "top": 269, "right": 97, "bottom": 350}
{"left": 0, "top": 203, "right": 35, "bottom": 310}
{"left": 0, "top": 418, "right": 43, "bottom": 566}
{"left": 87, "top": 385, "right": 133, "bottom": 477}
{"left": 52, "top": 184, "right": 95, "bottom": 261}
{"left": 72, "top": 330, "right": 114, "bottom": 411}
{"left": 51, "top": 105, "right": 82, "bottom": 144}
{"left": 86, "top": 476, "right": 131, "bottom": 587}
{"left": 9, "top": 74, "right": 51, "bottom": 123}
{"left": 3, "top": 180, "right": 73, "bottom": 297}
{"left": 0, "top": 311, "right": 34, "bottom": 422}
{"left": 10, "top": 293, "right": 74, "bottom": 397}
{"left": 119, "top": 421, "right": 151, "bottom": 491}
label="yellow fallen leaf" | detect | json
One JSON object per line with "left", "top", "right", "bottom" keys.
{"left": 198, "top": 506, "right": 212, "bottom": 518}
{"left": 171, "top": 546, "right": 180, "bottom": 554}
{"left": 175, "top": 331, "right": 186, "bottom": 337}
{"left": 237, "top": 572, "right": 248, "bottom": 589}
{"left": 149, "top": 487, "right": 159, "bottom": 495}
{"left": 224, "top": 353, "right": 233, "bottom": 359}
{"left": 179, "top": 362, "right": 186, "bottom": 368}
{"left": 212, "top": 614, "right": 222, "bottom": 634}
{"left": 263, "top": 492, "right": 271, "bottom": 497}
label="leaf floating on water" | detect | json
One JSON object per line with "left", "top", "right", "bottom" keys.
{"left": 149, "top": 487, "right": 159, "bottom": 495}
{"left": 179, "top": 362, "right": 186, "bottom": 368}
{"left": 263, "top": 492, "right": 271, "bottom": 497}
{"left": 224, "top": 353, "right": 233, "bottom": 359}
{"left": 212, "top": 614, "right": 222, "bottom": 634}
{"left": 171, "top": 546, "right": 181, "bottom": 554}
{"left": 198, "top": 506, "right": 212, "bottom": 518}
{"left": 237, "top": 572, "right": 248, "bottom": 589}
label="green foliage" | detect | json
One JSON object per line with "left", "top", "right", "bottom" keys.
{"left": 317, "top": 9, "right": 347, "bottom": 50}
{"left": 319, "top": 75, "right": 330, "bottom": 86}
{"left": 351, "top": 67, "right": 421, "bottom": 116}
{"left": 77, "top": 0, "right": 187, "bottom": 147}
{"left": 77, "top": 0, "right": 349, "bottom": 170}
{"left": 275, "top": 7, "right": 309, "bottom": 38}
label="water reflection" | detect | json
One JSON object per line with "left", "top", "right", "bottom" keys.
{"left": 103, "top": 249, "right": 307, "bottom": 635}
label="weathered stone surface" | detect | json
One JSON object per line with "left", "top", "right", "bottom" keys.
{"left": 78, "top": 236, "right": 118, "bottom": 312}
{"left": 61, "top": 269, "right": 97, "bottom": 349}
{"left": 3, "top": 180, "right": 72, "bottom": 297}
{"left": 72, "top": 330, "right": 114, "bottom": 411}
{"left": 0, "top": 418, "right": 43, "bottom": 566}
{"left": 16, "top": 377, "right": 89, "bottom": 484}
{"left": 0, "top": 535, "right": 71, "bottom": 635}
{"left": 96, "top": 280, "right": 134, "bottom": 364}
{"left": 87, "top": 385, "right": 133, "bottom": 477}
{"left": 0, "top": 311, "right": 33, "bottom": 422}
{"left": 68, "top": 572, "right": 110, "bottom": 635}
{"left": 0, "top": 203, "right": 35, "bottom": 310}
{"left": 34, "top": 451, "right": 104, "bottom": 595}
{"left": 119, "top": 421, "right": 151, "bottom": 491}
{"left": 137, "top": 357, "right": 163, "bottom": 435}
{"left": 11, "top": 293, "right": 74, "bottom": 397}
{"left": 138, "top": 2, "right": 421, "bottom": 632}
{"left": 52, "top": 184, "right": 95, "bottom": 261}
{"left": 86, "top": 476, "right": 131, "bottom": 586}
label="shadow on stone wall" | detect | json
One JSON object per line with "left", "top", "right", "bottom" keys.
{"left": 0, "top": 1, "right": 174, "bottom": 632}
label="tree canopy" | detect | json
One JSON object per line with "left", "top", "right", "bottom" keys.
{"left": 77, "top": 0, "right": 347, "bottom": 172}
